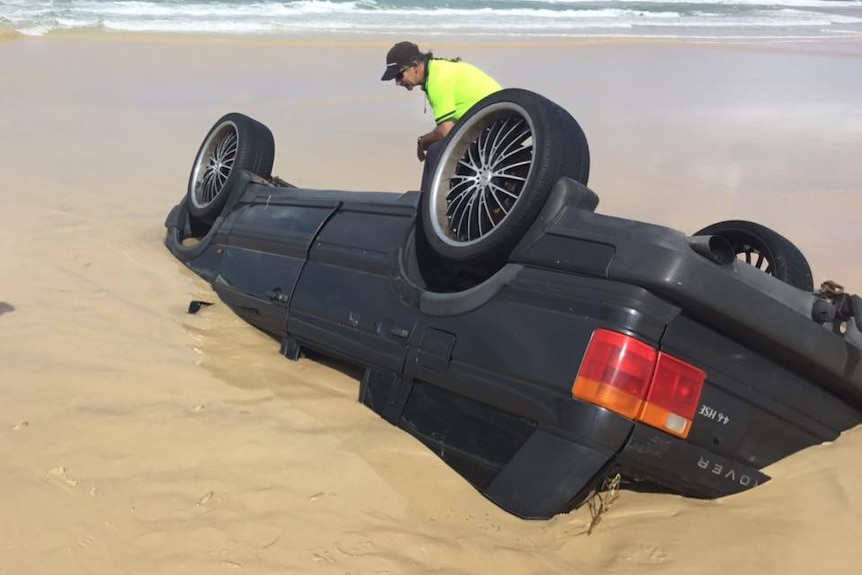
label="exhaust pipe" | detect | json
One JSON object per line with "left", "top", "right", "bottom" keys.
{"left": 687, "top": 234, "right": 736, "bottom": 266}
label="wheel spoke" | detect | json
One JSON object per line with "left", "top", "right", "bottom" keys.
{"left": 491, "top": 125, "right": 530, "bottom": 166}
{"left": 488, "top": 117, "right": 524, "bottom": 161}
{"left": 492, "top": 141, "right": 533, "bottom": 169}
{"left": 487, "top": 186, "right": 510, "bottom": 215}
{"left": 202, "top": 169, "right": 217, "bottom": 202}
{"left": 754, "top": 252, "right": 765, "bottom": 270}
{"left": 447, "top": 176, "right": 476, "bottom": 202}
{"left": 493, "top": 158, "right": 532, "bottom": 178}
{"left": 485, "top": 186, "right": 501, "bottom": 235}
{"left": 446, "top": 173, "right": 476, "bottom": 198}
{"left": 486, "top": 117, "right": 509, "bottom": 160}
{"left": 476, "top": 191, "right": 487, "bottom": 238}
{"left": 486, "top": 195, "right": 509, "bottom": 228}
{"left": 217, "top": 134, "right": 237, "bottom": 161}
{"left": 476, "top": 128, "right": 491, "bottom": 167}
{"left": 446, "top": 186, "right": 473, "bottom": 222}
{"left": 457, "top": 197, "right": 475, "bottom": 240}
{"left": 467, "top": 194, "right": 482, "bottom": 241}
{"left": 494, "top": 173, "right": 527, "bottom": 183}
{"left": 446, "top": 183, "right": 475, "bottom": 217}
{"left": 489, "top": 181, "right": 519, "bottom": 201}
{"left": 462, "top": 140, "right": 482, "bottom": 174}
{"left": 449, "top": 198, "right": 465, "bottom": 237}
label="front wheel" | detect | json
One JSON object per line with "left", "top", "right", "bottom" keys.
{"left": 187, "top": 113, "right": 275, "bottom": 224}
{"left": 694, "top": 220, "right": 814, "bottom": 291}
{"left": 421, "top": 88, "right": 590, "bottom": 265}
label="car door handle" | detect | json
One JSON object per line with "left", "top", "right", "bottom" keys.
{"left": 389, "top": 326, "right": 410, "bottom": 339}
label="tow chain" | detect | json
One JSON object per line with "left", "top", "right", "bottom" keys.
{"left": 819, "top": 280, "right": 845, "bottom": 301}
{"left": 814, "top": 280, "right": 860, "bottom": 335}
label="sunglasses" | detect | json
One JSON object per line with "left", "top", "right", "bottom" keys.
{"left": 395, "top": 65, "right": 410, "bottom": 82}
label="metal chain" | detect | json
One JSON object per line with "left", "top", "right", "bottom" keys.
{"left": 819, "top": 280, "right": 845, "bottom": 301}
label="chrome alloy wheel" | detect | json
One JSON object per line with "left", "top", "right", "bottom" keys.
{"left": 428, "top": 103, "right": 536, "bottom": 247}
{"left": 189, "top": 121, "right": 239, "bottom": 210}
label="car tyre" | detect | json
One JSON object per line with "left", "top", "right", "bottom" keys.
{"left": 188, "top": 113, "right": 275, "bottom": 224}
{"left": 694, "top": 220, "right": 814, "bottom": 291}
{"left": 421, "top": 88, "right": 590, "bottom": 264}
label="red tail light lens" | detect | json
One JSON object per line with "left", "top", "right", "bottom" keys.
{"left": 648, "top": 353, "right": 706, "bottom": 420}
{"left": 639, "top": 352, "right": 706, "bottom": 438}
{"left": 573, "top": 329, "right": 656, "bottom": 418}
{"left": 572, "top": 329, "right": 707, "bottom": 439}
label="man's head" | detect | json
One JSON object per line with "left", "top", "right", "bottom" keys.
{"left": 380, "top": 41, "right": 426, "bottom": 90}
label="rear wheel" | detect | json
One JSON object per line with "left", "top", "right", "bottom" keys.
{"left": 421, "top": 88, "right": 590, "bottom": 264}
{"left": 694, "top": 220, "right": 813, "bottom": 291}
{"left": 188, "top": 113, "right": 275, "bottom": 223}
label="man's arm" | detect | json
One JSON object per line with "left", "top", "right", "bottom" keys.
{"left": 417, "top": 120, "right": 455, "bottom": 161}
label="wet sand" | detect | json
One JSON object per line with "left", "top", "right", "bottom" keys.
{"left": 0, "top": 34, "right": 860, "bottom": 574}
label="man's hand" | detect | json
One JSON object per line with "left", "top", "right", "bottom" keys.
{"left": 416, "top": 121, "right": 454, "bottom": 162}
{"left": 416, "top": 135, "right": 427, "bottom": 162}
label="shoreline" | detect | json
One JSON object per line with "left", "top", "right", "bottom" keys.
{"left": 2, "top": 27, "right": 862, "bottom": 48}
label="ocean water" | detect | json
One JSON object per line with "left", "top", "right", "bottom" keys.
{"left": 1, "top": 0, "right": 862, "bottom": 40}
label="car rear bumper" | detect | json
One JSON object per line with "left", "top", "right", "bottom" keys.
{"left": 361, "top": 368, "right": 633, "bottom": 519}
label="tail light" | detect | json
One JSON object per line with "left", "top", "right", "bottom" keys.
{"left": 572, "top": 329, "right": 706, "bottom": 439}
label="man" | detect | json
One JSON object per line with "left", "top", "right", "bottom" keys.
{"left": 380, "top": 41, "right": 501, "bottom": 189}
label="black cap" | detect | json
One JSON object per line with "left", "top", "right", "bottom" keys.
{"left": 380, "top": 41, "right": 422, "bottom": 81}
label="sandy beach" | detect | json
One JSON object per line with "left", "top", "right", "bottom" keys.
{"left": 0, "top": 33, "right": 860, "bottom": 574}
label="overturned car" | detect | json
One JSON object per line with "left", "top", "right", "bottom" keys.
{"left": 165, "top": 88, "right": 862, "bottom": 519}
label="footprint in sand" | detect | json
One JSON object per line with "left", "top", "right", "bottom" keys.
{"left": 335, "top": 533, "right": 377, "bottom": 556}
{"left": 48, "top": 466, "right": 79, "bottom": 487}
{"left": 617, "top": 543, "right": 669, "bottom": 565}
{"left": 311, "top": 550, "right": 337, "bottom": 564}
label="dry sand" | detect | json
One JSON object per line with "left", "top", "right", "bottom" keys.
{"left": 0, "top": 34, "right": 860, "bottom": 574}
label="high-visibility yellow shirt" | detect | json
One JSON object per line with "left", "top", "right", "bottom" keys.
{"left": 424, "top": 59, "right": 502, "bottom": 124}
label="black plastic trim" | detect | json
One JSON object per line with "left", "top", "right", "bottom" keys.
{"left": 418, "top": 264, "right": 524, "bottom": 316}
